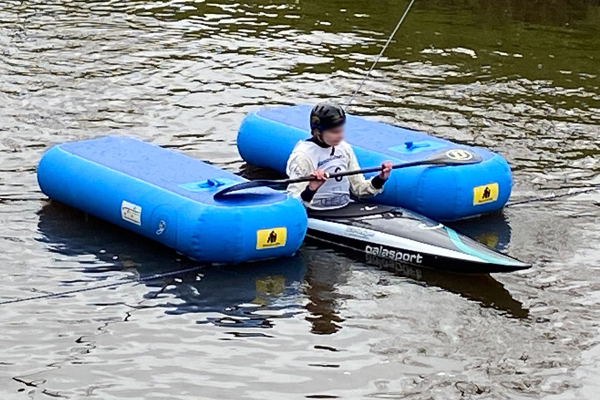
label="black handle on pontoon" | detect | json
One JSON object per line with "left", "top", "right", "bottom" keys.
{"left": 214, "top": 149, "right": 483, "bottom": 199}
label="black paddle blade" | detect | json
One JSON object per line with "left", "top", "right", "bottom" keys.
{"left": 428, "top": 148, "right": 483, "bottom": 165}
{"left": 214, "top": 179, "right": 286, "bottom": 199}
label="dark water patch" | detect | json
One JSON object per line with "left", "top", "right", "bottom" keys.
{"left": 1, "top": 0, "right": 599, "bottom": 398}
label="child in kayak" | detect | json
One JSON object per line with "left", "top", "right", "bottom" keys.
{"left": 286, "top": 103, "right": 393, "bottom": 210}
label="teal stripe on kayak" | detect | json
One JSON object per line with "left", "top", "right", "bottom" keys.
{"left": 445, "top": 228, "right": 516, "bottom": 266}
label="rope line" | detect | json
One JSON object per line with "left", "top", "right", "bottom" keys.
{"left": 506, "top": 186, "right": 600, "bottom": 207}
{"left": 0, "top": 198, "right": 46, "bottom": 203}
{"left": 0, "top": 265, "right": 204, "bottom": 306}
{"left": 345, "top": 0, "right": 417, "bottom": 110}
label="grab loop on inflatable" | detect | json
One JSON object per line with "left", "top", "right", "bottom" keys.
{"left": 178, "top": 178, "right": 238, "bottom": 192}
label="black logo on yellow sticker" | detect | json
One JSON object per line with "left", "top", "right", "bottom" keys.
{"left": 473, "top": 183, "right": 499, "bottom": 205}
{"left": 256, "top": 227, "right": 287, "bottom": 250}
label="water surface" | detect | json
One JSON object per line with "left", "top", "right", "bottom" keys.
{"left": 1, "top": 0, "right": 599, "bottom": 398}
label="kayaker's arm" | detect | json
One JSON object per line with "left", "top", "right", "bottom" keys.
{"left": 286, "top": 150, "right": 320, "bottom": 206}
{"left": 342, "top": 142, "right": 386, "bottom": 197}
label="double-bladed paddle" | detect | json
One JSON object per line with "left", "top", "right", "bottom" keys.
{"left": 214, "top": 149, "right": 483, "bottom": 199}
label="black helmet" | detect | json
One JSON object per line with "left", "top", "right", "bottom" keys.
{"left": 310, "top": 103, "right": 346, "bottom": 134}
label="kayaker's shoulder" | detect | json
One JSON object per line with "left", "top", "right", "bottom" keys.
{"left": 289, "top": 141, "right": 314, "bottom": 161}
{"left": 293, "top": 139, "right": 318, "bottom": 153}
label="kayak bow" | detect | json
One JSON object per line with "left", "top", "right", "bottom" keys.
{"left": 306, "top": 203, "right": 530, "bottom": 274}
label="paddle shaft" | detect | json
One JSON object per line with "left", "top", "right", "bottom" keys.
{"left": 284, "top": 159, "right": 446, "bottom": 185}
{"left": 214, "top": 149, "right": 482, "bottom": 198}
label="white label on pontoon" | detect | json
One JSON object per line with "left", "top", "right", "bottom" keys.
{"left": 121, "top": 201, "right": 142, "bottom": 226}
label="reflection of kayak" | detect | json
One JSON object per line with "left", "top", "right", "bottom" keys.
{"left": 303, "top": 244, "right": 528, "bottom": 319}
{"left": 38, "top": 202, "right": 528, "bottom": 323}
{"left": 306, "top": 203, "right": 530, "bottom": 274}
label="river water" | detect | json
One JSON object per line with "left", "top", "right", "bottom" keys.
{"left": 1, "top": 0, "right": 599, "bottom": 399}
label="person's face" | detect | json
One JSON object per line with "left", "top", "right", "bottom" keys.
{"left": 321, "top": 125, "right": 345, "bottom": 146}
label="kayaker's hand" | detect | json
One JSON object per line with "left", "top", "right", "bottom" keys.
{"left": 379, "top": 161, "right": 393, "bottom": 180}
{"left": 308, "top": 169, "right": 327, "bottom": 191}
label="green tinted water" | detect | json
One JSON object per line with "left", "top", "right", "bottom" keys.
{"left": 1, "top": 0, "right": 599, "bottom": 398}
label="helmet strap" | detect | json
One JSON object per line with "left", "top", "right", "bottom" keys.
{"left": 311, "top": 130, "right": 330, "bottom": 148}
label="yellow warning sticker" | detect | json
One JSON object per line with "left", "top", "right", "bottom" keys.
{"left": 473, "top": 183, "right": 499, "bottom": 205}
{"left": 256, "top": 227, "right": 287, "bottom": 250}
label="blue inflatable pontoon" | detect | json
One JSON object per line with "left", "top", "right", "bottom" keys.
{"left": 38, "top": 137, "right": 307, "bottom": 264}
{"left": 237, "top": 105, "right": 512, "bottom": 221}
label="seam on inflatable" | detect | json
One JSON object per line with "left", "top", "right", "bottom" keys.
{"left": 193, "top": 204, "right": 207, "bottom": 261}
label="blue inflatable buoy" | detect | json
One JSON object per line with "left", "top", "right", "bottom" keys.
{"left": 37, "top": 137, "right": 308, "bottom": 264}
{"left": 237, "top": 105, "right": 512, "bottom": 221}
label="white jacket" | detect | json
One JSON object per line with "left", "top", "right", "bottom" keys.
{"left": 286, "top": 140, "right": 383, "bottom": 210}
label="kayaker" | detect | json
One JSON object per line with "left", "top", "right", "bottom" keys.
{"left": 286, "top": 103, "right": 393, "bottom": 210}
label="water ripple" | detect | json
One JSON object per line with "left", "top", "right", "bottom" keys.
{"left": 1, "top": 0, "right": 600, "bottom": 398}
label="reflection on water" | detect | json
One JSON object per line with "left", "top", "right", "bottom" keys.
{"left": 306, "top": 239, "right": 528, "bottom": 320}
{"left": 2, "top": 0, "right": 600, "bottom": 398}
{"left": 38, "top": 201, "right": 528, "bottom": 330}
{"left": 448, "top": 211, "right": 512, "bottom": 251}
{"left": 37, "top": 202, "right": 307, "bottom": 327}
{"left": 303, "top": 249, "right": 350, "bottom": 335}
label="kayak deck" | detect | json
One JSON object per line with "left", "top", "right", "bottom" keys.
{"left": 306, "top": 203, "right": 530, "bottom": 274}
